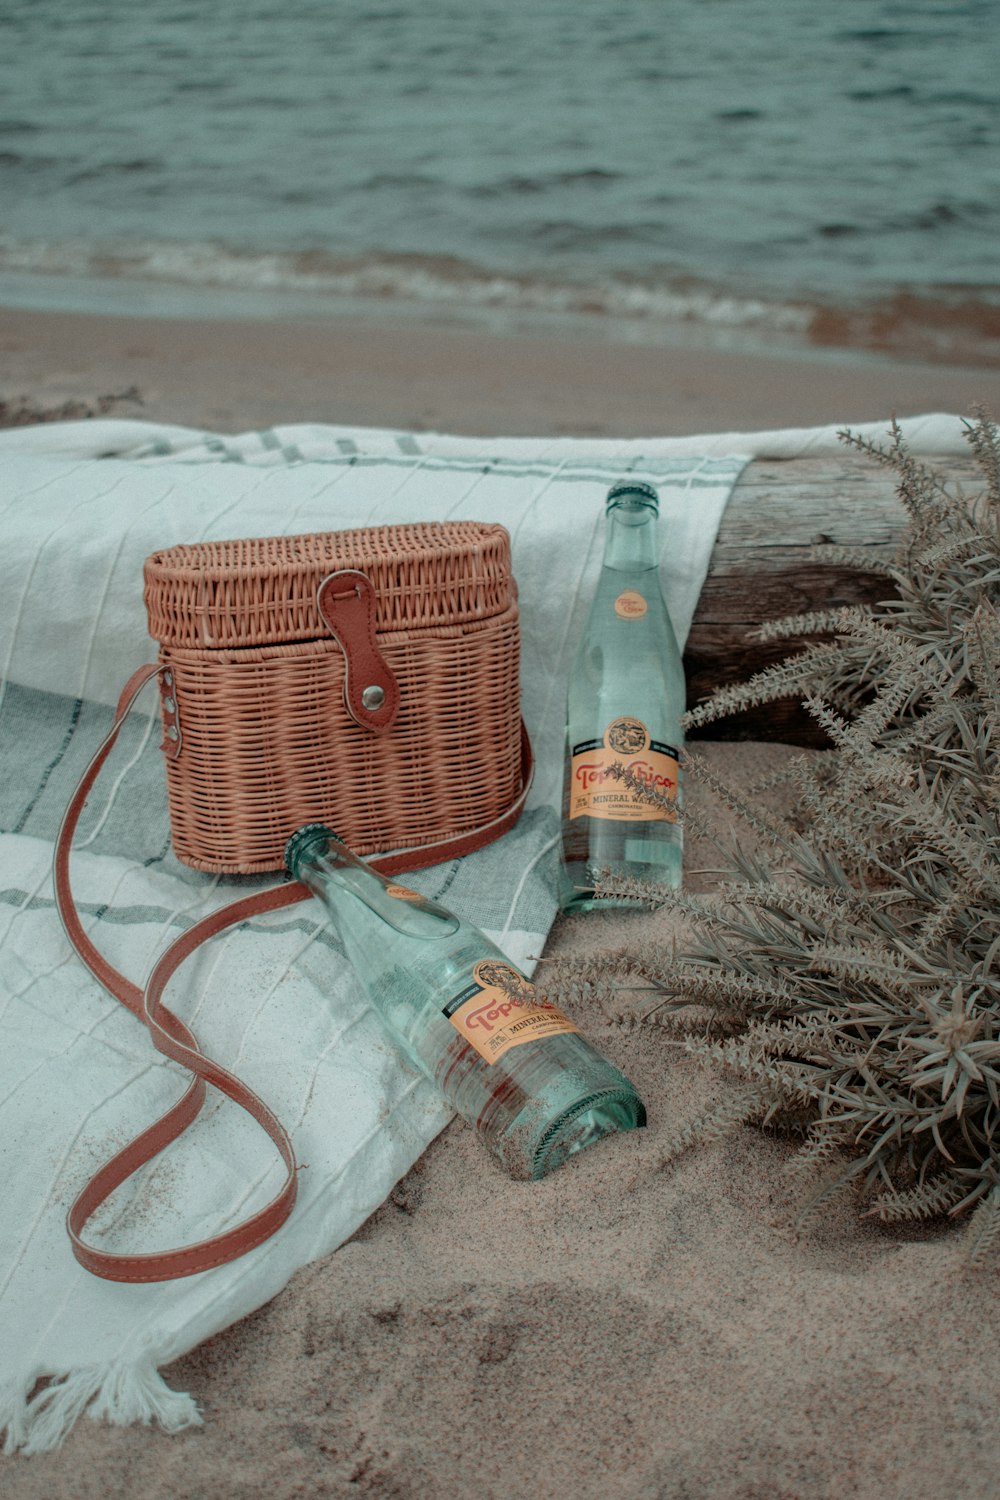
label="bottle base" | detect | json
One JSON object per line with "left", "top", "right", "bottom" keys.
{"left": 494, "top": 1086, "right": 650, "bottom": 1176}
{"left": 528, "top": 1087, "right": 646, "bottom": 1179}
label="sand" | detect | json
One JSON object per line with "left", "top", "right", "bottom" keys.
{"left": 1, "top": 301, "right": 997, "bottom": 437}
{"left": 2, "top": 303, "right": 999, "bottom": 1499}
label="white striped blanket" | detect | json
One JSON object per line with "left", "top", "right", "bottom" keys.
{"left": 0, "top": 414, "right": 968, "bottom": 1453}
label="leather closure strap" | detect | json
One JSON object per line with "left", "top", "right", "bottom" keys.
{"left": 317, "top": 569, "right": 400, "bottom": 734}
{"left": 54, "top": 666, "right": 533, "bottom": 1281}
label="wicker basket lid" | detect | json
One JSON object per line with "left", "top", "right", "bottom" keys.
{"left": 144, "top": 521, "right": 513, "bottom": 649}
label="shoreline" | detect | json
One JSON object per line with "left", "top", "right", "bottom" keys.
{"left": 2, "top": 300, "right": 997, "bottom": 439}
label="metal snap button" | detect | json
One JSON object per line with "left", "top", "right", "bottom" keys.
{"left": 361, "top": 684, "right": 386, "bottom": 710}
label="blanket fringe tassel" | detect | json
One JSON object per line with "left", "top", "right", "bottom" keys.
{"left": 2, "top": 1360, "right": 202, "bottom": 1455}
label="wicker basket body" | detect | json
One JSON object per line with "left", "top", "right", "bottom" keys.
{"left": 143, "top": 522, "right": 522, "bottom": 873}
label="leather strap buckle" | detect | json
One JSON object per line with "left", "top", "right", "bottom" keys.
{"left": 317, "top": 570, "right": 400, "bottom": 734}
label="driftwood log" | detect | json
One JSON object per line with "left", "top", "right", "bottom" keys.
{"left": 684, "top": 453, "right": 980, "bottom": 745}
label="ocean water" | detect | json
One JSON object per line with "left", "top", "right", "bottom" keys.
{"left": 1, "top": 0, "right": 998, "bottom": 360}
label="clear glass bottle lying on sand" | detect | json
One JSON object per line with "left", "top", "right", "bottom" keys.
{"left": 285, "top": 825, "right": 646, "bottom": 1179}
{"left": 561, "top": 479, "right": 685, "bottom": 911}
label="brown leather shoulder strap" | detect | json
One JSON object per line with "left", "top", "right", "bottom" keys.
{"left": 53, "top": 665, "right": 303, "bottom": 1281}
{"left": 54, "top": 666, "right": 532, "bottom": 1281}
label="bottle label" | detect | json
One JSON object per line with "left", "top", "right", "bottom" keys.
{"left": 569, "top": 717, "right": 679, "bottom": 822}
{"left": 443, "top": 959, "right": 579, "bottom": 1065}
{"left": 614, "top": 589, "right": 647, "bottom": 619}
{"left": 385, "top": 883, "right": 423, "bottom": 902}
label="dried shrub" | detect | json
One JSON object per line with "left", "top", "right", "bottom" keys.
{"left": 551, "top": 409, "right": 1000, "bottom": 1260}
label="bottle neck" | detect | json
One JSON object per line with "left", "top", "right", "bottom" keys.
{"left": 602, "top": 498, "right": 659, "bottom": 573}
{"left": 289, "top": 828, "right": 459, "bottom": 939}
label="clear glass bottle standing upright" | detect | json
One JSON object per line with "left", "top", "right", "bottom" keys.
{"left": 285, "top": 825, "right": 646, "bottom": 1180}
{"left": 561, "top": 479, "right": 685, "bottom": 910}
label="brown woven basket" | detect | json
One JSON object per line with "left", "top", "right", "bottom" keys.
{"left": 143, "top": 522, "right": 523, "bottom": 873}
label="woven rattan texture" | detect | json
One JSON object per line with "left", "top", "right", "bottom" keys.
{"left": 145, "top": 522, "right": 513, "bottom": 649}
{"left": 161, "top": 604, "right": 522, "bottom": 872}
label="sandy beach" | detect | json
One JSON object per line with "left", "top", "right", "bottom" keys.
{"left": 2, "top": 301, "right": 997, "bottom": 438}
{"left": 2, "top": 304, "right": 999, "bottom": 1500}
